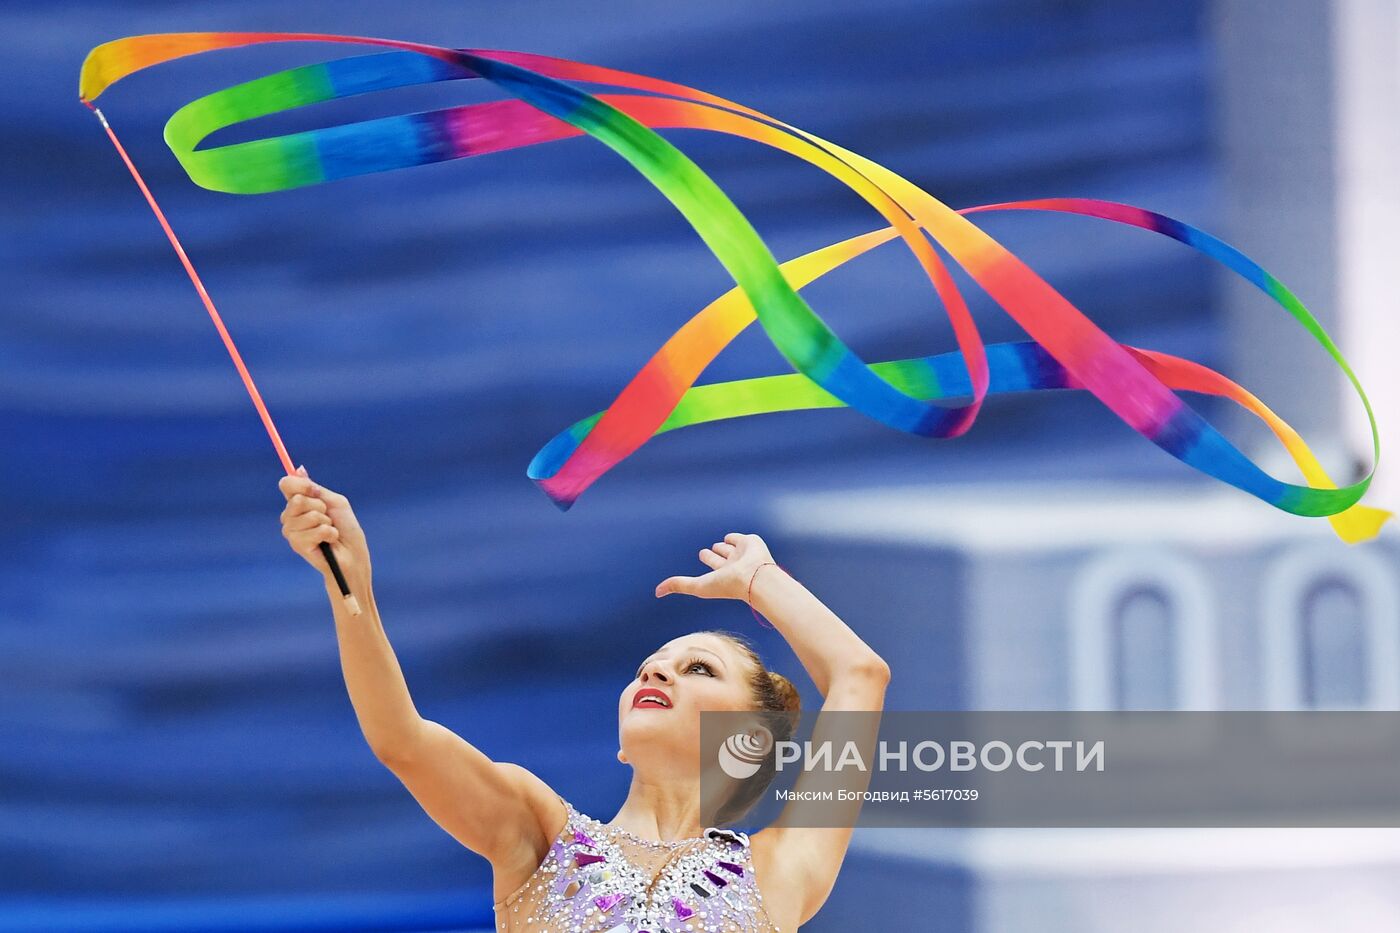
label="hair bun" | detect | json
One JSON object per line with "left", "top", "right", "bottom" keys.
{"left": 767, "top": 671, "right": 802, "bottom": 714}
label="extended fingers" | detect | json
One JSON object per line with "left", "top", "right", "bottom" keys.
{"left": 724, "top": 532, "right": 771, "bottom": 556}
{"left": 656, "top": 575, "right": 699, "bottom": 598}
{"left": 701, "top": 535, "right": 754, "bottom": 566}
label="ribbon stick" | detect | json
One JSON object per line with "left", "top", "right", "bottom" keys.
{"left": 80, "top": 33, "right": 1388, "bottom": 542}
{"left": 82, "top": 97, "right": 361, "bottom": 613}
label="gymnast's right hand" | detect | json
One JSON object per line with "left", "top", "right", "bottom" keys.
{"left": 278, "top": 465, "right": 371, "bottom": 587}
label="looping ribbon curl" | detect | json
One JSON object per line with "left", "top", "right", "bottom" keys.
{"left": 79, "top": 32, "right": 1388, "bottom": 542}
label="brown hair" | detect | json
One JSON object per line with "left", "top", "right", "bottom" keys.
{"left": 700, "top": 629, "right": 801, "bottom": 825}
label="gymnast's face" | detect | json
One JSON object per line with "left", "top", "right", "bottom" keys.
{"left": 617, "top": 632, "right": 755, "bottom": 769}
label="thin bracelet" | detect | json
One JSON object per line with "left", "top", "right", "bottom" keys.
{"left": 746, "top": 561, "right": 787, "bottom": 628}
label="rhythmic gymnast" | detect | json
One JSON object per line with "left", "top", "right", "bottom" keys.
{"left": 278, "top": 466, "right": 890, "bottom": 932}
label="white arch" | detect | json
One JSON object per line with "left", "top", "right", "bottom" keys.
{"left": 1068, "top": 548, "right": 1218, "bottom": 711}
{"left": 1261, "top": 543, "right": 1400, "bottom": 710}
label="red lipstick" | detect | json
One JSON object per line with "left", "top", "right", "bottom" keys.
{"left": 632, "top": 687, "right": 672, "bottom": 710}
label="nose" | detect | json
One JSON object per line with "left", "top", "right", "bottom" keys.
{"left": 639, "top": 660, "right": 672, "bottom": 684}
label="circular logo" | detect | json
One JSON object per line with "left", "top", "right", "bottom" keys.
{"left": 717, "top": 725, "right": 774, "bottom": 779}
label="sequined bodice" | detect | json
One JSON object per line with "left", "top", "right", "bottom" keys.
{"left": 493, "top": 796, "right": 782, "bottom": 933}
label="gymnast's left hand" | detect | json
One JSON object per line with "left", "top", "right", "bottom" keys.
{"left": 655, "top": 532, "right": 776, "bottom": 601}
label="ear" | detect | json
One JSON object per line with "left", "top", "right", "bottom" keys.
{"left": 617, "top": 748, "right": 628, "bottom": 764}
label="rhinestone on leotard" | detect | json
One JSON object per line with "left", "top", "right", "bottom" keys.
{"left": 492, "top": 796, "right": 781, "bottom": 933}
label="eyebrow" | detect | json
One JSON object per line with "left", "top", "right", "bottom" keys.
{"left": 636, "top": 646, "right": 726, "bottom": 675}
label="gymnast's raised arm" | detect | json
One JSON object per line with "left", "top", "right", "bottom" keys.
{"left": 277, "top": 468, "right": 561, "bottom": 873}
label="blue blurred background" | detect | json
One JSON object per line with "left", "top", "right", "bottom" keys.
{"left": 6, "top": 1, "right": 1400, "bottom": 930}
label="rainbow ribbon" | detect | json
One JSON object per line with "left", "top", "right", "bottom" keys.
{"left": 80, "top": 33, "right": 1388, "bottom": 542}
